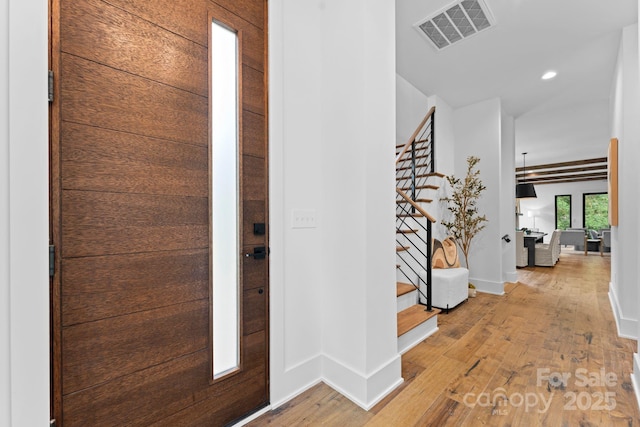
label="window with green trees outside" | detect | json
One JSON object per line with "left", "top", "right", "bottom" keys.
{"left": 583, "top": 192, "right": 609, "bottom": 230}
{"left": 555, "top": 195, "right": 571, "bottom": 229}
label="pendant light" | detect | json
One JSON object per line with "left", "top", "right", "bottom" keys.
{"left": 516, "top": 152, "right": 537, "bottom": 199}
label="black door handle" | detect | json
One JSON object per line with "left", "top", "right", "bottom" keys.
{"left": 245, "top": 246, "right": 268, "bottom": 260}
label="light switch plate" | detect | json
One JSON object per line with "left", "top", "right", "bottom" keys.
{"left": 292, "top": 209, "right": 317, "bottom": 229}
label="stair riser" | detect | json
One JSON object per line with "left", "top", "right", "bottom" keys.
{"left": 397, "top": 316, "right": 438, "bottom": 354}
{"left": 396, "top": 289, "right": 418, "bottom": 313}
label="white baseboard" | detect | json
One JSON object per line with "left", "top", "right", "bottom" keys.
{"left": 609, "top": 284, "right": 638, "bottom": 339}
{"left": 469, "top": 278, "right": 504, "bottom": 295}
{"left": 322, "top": 353, "right": 403, "bottom": 410}
{"left": 270, "top": 354, "right": 323, "bottom": 410}
{"left": 503, "top": 270, "right": 518, "bottom": 283}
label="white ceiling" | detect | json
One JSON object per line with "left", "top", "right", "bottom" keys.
{"left": 396, "top": 0, "right": 638, "bottom": 166}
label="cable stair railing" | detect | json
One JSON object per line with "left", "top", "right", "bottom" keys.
{"left": 395, "top": 106, "right": 440, "bottom": 312}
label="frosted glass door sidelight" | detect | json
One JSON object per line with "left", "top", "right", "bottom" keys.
{"left": 211, "top": 20, "right": 239, "bottom": 379}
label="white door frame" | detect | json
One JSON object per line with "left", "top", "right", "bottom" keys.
{"left": 1, "top": 0, "right": 50, "bottom": 425}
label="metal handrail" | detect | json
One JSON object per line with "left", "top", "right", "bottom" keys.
{"left": 395, "top": 107, "right": 436, "bottom": 312}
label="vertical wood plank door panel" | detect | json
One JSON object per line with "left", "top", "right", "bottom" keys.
{"left": 50, "top": 0, "right": 269, "bottom": 425}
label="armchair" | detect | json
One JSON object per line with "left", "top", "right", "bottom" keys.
{"left": 535, "top": 229, "right": 561, "bottom": 266}
{"left": 601, "top": 230, "right": 611, "bottom": 256}
{"left": 515, "top": 231, "right": 528, "bottom": 268}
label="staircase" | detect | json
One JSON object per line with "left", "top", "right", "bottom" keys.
{"left": 395, "top": 106, "right": 443, "bottom": 354}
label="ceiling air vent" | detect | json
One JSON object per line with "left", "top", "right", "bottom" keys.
{"left": 415, "top": 0, "right": 495, "bottom": 51}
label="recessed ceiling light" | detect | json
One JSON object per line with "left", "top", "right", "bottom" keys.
{"left": 542, "top": 71, "right": 557, "bottom": 80}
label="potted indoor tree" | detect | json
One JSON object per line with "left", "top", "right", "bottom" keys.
{"left": 440, "top": 156, "right": 488, "bottom": 280}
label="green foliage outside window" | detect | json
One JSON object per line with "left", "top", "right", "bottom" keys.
{"left": 555, "top": 195, "right": 571, "bottom": 230}
{"left": 584, "top": 193, "right": 609, "bottom": 230}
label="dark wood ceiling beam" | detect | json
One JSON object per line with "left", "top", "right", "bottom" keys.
{"left": 523, "top": 176, "right": 608, "bottom": 185}
{"left": 518, "top": 172, "right": 607, "bottom": 184}
{"left": 515, "top": 157, "right": 607, "bottom": 172}
{"left": 516, "top": 164, "right": 606, "bottom": 179}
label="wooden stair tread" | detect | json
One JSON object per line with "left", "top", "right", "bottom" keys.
{"left": 395, "top": 138, "right": 431, "bottom": 149}
{"left": 397, "top": 305, "right": 440, "bottom": 337}
{"left": 396, "top": 245, "right": 410, "bottom": 252}
{"left": 396, "top": 153, "right": 430, "bottom": 161}
{"left": 396, "top": 171, "right": 445, "bottom": 179}
{"left": 400, "top": 184, "right": 438, "bottom": 191}
{"left": 396, "top": 282, "right": 415, "bottom": 297}
{"left": 396, "top": 229, "right": 418, "bottom": 234}
{"left": 396, "top": 146, "right": 429, "bottom": 154}
{"left": 396, "top": 173, "right": 441, "bottom": 180}
{"left": 397, "top": 198, "right": 432, "bottom": 204}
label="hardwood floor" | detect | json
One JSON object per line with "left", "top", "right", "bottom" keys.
{"left": 248, "top": 251, "right": 640, "bottom": 426}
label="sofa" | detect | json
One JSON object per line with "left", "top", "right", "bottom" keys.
{"left": 559, "top": 229, "right": 586, "bottom": 249}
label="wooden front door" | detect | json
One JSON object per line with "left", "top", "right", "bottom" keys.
{"left": 49, "top": 1, "right": 269, "bottom": 425}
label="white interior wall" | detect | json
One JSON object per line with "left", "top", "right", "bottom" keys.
{"left": 0, "top": 3, "right": 9, "bottom": 423}
{"left": 396, "top": 74, "right": 429, "bottom": 145}
{"left": 270, "top": 0, "right": 400, "bottom": 410}
{"left": 361, "top": 0, "right": 400, "bottom": 389}
{"left": 636, "top": 0, "right": 640, "bottom": 406}
{"left": 428, "top": 95, "right": 455, "bottom": 178}
{"left": 320, "top": 0, "right": 400, "bottom": 408}
{"left": 268, "top": 0, "right": 324, "bottom": 406}
{"left": 0, "top": 1, "right": 50, "bottom": 426}
{"left": 452, "top": 98, "right": 504, "bottom": 295}
{"left": 501, "top": 113, "right": 517, "bottom": 283}
{"left": 608, "top": 23, "right": 640, "bottom": 340}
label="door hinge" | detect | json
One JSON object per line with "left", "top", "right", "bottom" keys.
{"left": 50, "top": 419, "right": 56, "bottom": 427}
{"left": 49, "top": 245, "right": 55, "bottom": 278}
{"left": 48, "top": 70, "right": 54, "bottom": 102}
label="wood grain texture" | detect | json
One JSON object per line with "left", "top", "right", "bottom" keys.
{"left": 61, "top": 0, "right": 208, "bottom": 96}
{"left": 61, "top": 190, "right": 208, "bottom": 258}
{"left": 61, "top": 249, "right": 209, "bottom": 326}
{"left": 243, "top": 155, "right": 267, "bottom": 201}
{"left": 53, "top": 0, "right": 269, "bottom": 424}
{"left": 212, "top": 0, "right": 265, "bottom": 30}
{"left": 243, "top": 286, "right": 267, "bottom": 336}
{"left": 150, "top": 372, "right": 267, "bottom": 427}
{"left": 243, "top": 110, "right": 267, "bottom": 158}
{"left": 62, "top": 300, "right": 209, "bottom": 394}
{"left": 397, "top": 305, "right": 439, "bottom": 337}
{"left": 249, "top": 253, "right": 640, "bottom": 426}
{"left": 61, "top": 122, "right": 208, "bottom": 197}
{"left": 242, "top": 64, "right": 266, "bottom": 116}
{"left": 61, "top": 54, "right": 208, "bottom": 146}
{"left": 243, "top": 330, "right": 267, "bottom": 373}
{"left": 63, "top": 351, "right": 212, "bottom": 427}
{"left": 102, "top": 0, "right": 209, "bottom": 46}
